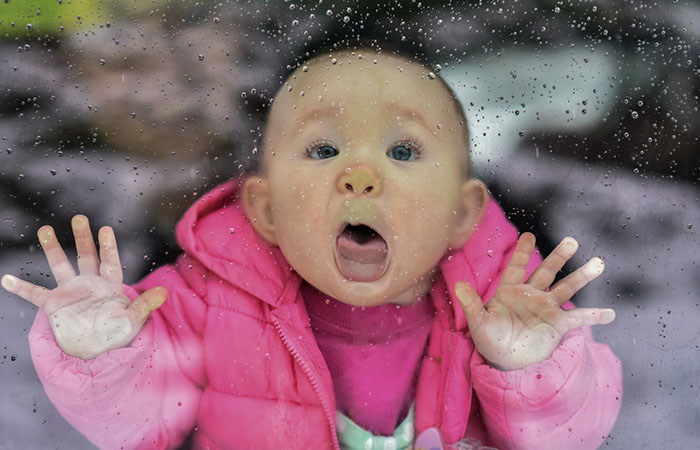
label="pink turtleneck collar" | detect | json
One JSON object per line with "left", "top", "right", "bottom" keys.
{"left": 301, "top": 282, "right": 435, "bottom": 436}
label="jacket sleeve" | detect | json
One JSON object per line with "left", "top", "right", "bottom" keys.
{"left": 28, "top": 257, "right": 208, "bottom": 450}
{"left": 470, "top": 326, "right": 622, "bottom": 449}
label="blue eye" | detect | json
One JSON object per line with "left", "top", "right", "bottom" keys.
{"left": 308, "top": 145, "right": 339, "bottom": 160}
{"left": 387, "top": 145, "right": 417, "bottom": 161}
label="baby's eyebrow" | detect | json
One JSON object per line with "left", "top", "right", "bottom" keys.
{"left": 385, "top": 103, "right": 434, "bottom": 133}
{"left": 299, "top": 105, "right": 342, "bottom": 124}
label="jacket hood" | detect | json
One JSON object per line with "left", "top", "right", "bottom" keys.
{"left": 175, "top": 180, "right": 533, "bottom": 315}
{"left": 175, "top": 180, "right": 295, "bottom": 308}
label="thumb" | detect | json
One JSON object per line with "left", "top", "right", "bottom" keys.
{"left": 126, "top": 286, "right": 167, "bottom": 325}
{"left": 454, "top": 281, "right": 485, "bottom": 329}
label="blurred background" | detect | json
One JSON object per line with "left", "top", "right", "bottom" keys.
{"left": 0, "top": 0, "right": 698, "bottom": 448}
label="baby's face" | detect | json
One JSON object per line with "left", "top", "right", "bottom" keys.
{"left": 246, "top": 51, "right": 484, "bottom": 306}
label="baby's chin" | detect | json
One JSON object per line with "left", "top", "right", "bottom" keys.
{"left": 322, "top": 273, "right": 435, "bottom": 307}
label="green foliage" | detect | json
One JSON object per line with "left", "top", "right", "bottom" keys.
{"left": 0, "top": 0, "right": 111, "bottom": 39}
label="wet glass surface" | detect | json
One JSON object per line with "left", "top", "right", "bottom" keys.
{"left": 0, "top": 1, "right": 698, "bottom": 448}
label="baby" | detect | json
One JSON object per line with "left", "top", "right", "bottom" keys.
{"left": 2, "top": 44, "right": 621, "bottom": 450}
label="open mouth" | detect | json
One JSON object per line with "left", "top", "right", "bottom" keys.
{"left": 335, "top": 223, "right": 389, "bottom": 281}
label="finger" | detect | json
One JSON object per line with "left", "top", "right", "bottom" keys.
{"left": 1, "top": 274, "right": 50, "bottom": 308}
{"left": 126, "top": 286, "right": 167, "bottom": 326}
{"left": 550, "top": 257, "right": 605, "bottom": 305}
{"left": 455, "top": 281, "right": 486, "bottom": 332}
{"left": 527, "top": 237, "right": 578, "bottom": 290}
{"left": 561, "top": 307, "right": 616, "bottom": 331}
{"left": 72, "top": 215, "right": 100, "bottom": 276}
{"left": 38, "top": 225, "right": 76, "bottom": 284}
{"left": 98, "top": 226, "right": 123, "bottom": 284}
{"left": 500, "top": 232, "right": 536, "bottom": 285}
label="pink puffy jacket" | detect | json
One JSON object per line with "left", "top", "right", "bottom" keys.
{"left": 29, "top": 180, "right": 622, "bottom": 449}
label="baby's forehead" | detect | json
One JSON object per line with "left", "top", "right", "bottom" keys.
{"left": 275, "top": 52, "right": 458, "bottom": 119}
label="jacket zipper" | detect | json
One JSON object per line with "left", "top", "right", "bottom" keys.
{"left": 272, "top": 315, "right": 340, "bottom": 450}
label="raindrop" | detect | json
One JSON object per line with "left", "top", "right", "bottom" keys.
{"left": 631, "top": 111, "right": 639, "bottom": 119}
{"left": 291, "top": 19, "right": 299, "bottom": 26}
{"left": 213, "top": 17, "right": 220, "bottom": 23}
{"left": 25, "top": 23, "right": 33, "bottom": 30}
{"left": 10, "top": 354, "right": 17, "bottom": 362}
{"left": 427, "top": 72, "right": 436, "bottom": 80}
{"left": 326, "top": 9, "right": 333, "bottom": 16}
{"left": 487, "top": 249, "right": 494, "bottom": 257}
{"left": 99, "top": 58, "right": 106, "bottom": 65}
{"left": 198, "top": 54, "right": 204, "bottom": 61}
{"left": 343, "top": 16, "right": 350, "bottom": 23}
{"left": 289, "top": 4, "right": 296, "bottom": 10}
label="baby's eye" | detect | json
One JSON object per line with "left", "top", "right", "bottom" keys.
{"left": 308, "top": 145, "right": 339, "bottom": 160}
{"left": 387, "top": 145, "right": 418, "bottom": 161}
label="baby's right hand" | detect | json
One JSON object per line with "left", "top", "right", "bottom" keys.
{"left": 1, "top": 215, "right": 167, "bottom": 359}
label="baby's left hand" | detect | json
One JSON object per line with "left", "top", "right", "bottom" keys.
{"left": 455, "top": 232, "right": 615, "bottom": 371}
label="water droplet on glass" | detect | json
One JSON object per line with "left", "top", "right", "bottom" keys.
{"left": 343, "top": 15, "right": 350, "bottom": 23}
{"left": 292, "top": 19, "right": 299, "bottom": 26}
{"left": 427, "top": 72, "right": 436, "bottom": 80}
{"left": 213, "top": 17, "right": 219, "bottom": 23}
{"left": 631, "top": 111, "right": 639, "bottom": 119}
{"left": 487, "top": 249, "right": 494, "bottom": 257}
{"left": 99, "top": 58, "right": 106, "bottom": 65}
{"left": 198, "top": 54, "right": 204, "bottom": 61}
{"left": 326, "top": 9, "right": 333, "bottom": 16}
{"left": 289, "top": 4, "right": 296, "bottom": 10}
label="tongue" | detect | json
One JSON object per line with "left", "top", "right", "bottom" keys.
{"left": 337, "top": 232, "right": 387, "bottom": 263}
{"left": 336, "top": 231, "right": 388, "bottom": 281}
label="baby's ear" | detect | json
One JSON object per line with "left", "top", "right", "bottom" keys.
{"left": 448, "top": 178, "right": 488, "bottom": 249}
{"left": 242, "top": 176, "right": 278, "bottom": 245}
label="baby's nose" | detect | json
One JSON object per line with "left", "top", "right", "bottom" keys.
{"left": 338, "top": 165, "right": 382, "bottom": 197}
